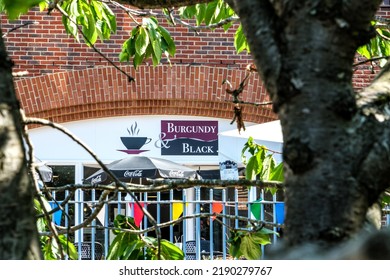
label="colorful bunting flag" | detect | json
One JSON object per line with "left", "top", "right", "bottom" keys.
{"left": 275, "top": 202, "right": 285, "bottom": 224}
{"left": 172, "top": 202, "right": 184, "bottom": 220}
{"left": 49, "top": 202, "right": 62, "bottom": 225}
{"left": 212, "top": 201, "right": 223, "bottom": 220}
{"left": 129, "top": 202, "right": 145, "bottom": 227}
{"left": 250, "top": 198, "right": 262, "bottom": 220}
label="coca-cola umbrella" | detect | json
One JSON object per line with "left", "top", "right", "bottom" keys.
{"left": 83, "top": 156, "right": 200, "bottom": 185}
{"left": 35, "top": 157, "right": 53, "bottom": 183}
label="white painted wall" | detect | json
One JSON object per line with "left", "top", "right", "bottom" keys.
{"left": 29, "top": 115, "right": 259, "bottom": 164}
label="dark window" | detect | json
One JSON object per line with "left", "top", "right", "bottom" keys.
{"left": 383, "top": 0, "right": 390, "bottom": 6}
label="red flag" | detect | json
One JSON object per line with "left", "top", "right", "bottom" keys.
{"left": 129, "top": 202, "right": 145, "bottom": 227}
{"left": 212, "top": 202, "right": 223, "bottom": 220}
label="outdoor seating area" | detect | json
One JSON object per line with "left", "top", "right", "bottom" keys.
{"left": 48, "top": 184, "right": 284, "bottom": 260}
{"left": 42, "top": 152, "right": 390, "bottom": 260}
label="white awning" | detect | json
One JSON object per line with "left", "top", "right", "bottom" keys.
{"left": 219, "top": 120, "right": 283, "bottom": 143}
{"left": 218, "top": 120, "right": 283, "bottom": 164}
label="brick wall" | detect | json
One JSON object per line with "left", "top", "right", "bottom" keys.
{"left": 3, "top": 5, "right": 389, "bottom": 125}
{"left": 2, "top": 7, "right": 251, "bottom": 77}
{"left": 15, "top": 64, "right": 275, "bottom": 125}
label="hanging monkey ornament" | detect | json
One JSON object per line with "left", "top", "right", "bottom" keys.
{"left": 222, "top": 64, "right": 257, "bottom": 133}
{"left": 232, "top": 103, "right": 245, "bottom": 133}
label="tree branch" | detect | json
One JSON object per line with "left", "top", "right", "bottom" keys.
{"left": 2, "top": 21, "right": 38, "bottom": 38}
{"left": 354, "top": 63, "right": 390, "bottom": 202}
{"left": 357, "top": 61, "right": 390, "bottom": 121}
{"left": 43, "top": 179, "right": 284, "bottom": 193}
{"left": 108, "top": 0, "right": 239, "bottom": 32}
{"left": 227, "top": 0, "right": 281, "bottom": 98}
{"left": 55, "top": 3, "right": 135, "bottom": 82}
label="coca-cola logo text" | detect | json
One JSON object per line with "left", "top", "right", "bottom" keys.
{"left": 91, "top": 175, "right": 102, "bottom": 184}
{"left": 169, "top": 170, "right": 185, "bottom": 178}
{"left": 124, "top": 170, "right": 143, "bottom": 177}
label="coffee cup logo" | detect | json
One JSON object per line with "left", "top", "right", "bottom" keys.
{"left": 118, "top": 122, "right": 152, "bottom": 154}
{"left": 120, "top": 136, "right": 152, "bottom": 150}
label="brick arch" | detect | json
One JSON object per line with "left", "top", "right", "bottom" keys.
{"left": 15, "top": 65, "right": 276, "bottom": 124}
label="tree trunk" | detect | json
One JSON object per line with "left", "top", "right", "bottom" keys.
{"left": 230, "top": 0, "right": 389, "bottom": 254}
{"left": 0, "top": 30, "right": 41, "bottom": 259}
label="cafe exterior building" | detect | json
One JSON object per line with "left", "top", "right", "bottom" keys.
{"left": 4, "top": 4, "right": 389, "bottom": 259}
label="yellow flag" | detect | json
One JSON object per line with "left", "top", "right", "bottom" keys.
{"left": 172, "top": 202, "right": 184, "bottom": 220}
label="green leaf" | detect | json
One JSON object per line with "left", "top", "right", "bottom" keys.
{"left": 255, "top": 148, "right": 266, "bottom": 172}
{"left": 261, "top": 154, "right": 276, "bottom": 180}
{"left": 234, "top": 24, "right": 249, "bottom": 54}
{"left": 119, "top": 50, "right": 129, "bottom": 62}
{"left": 159, "top": 239, "right": 184, "bottom": 260}
{"left": 101, "top": 3, "right": 116, "bottom": 32}
{"left": 2, "top": 0, "right": 43, "bottom": 19}
{"left": 146, "top": 17, "right": 159, "bottom": 29}
{"left": 58, "top": 235, "right": 78, "bottom": 260}
{"left": 107, "top": 231, "right": 138, "bottom": 259}
{"left": 122, "top": 240, "right": 143, "bottom": 260}
{"left": 258, "top": 226, "right": 280, "bottom": 236}
{"left": 147, "top": 24, "right": 159, "bottom": 42}
{"left": 228, "top": 232, "right": 242, "bottom": 258}
{"left": 251, "top": 232, "right": 271, "bottom": 246}
{"left": 195, "top": 4, "right": 207, "bottom": 26}
{"left": 204, "top": 1, "right": 218, "bottom": 25}
{"left": 151, "top": 39, "right": 162, "bottom": 66}
{"left": 145, "top": 43, "right": 153, "bottom": 60}
{"left": 82, "top": 6, "right": 98, "bottom": 45}
{"left": 158, "top": 26, "right": 176, "bottom": 56}
{"left": 106, "top": 233, "right": 123, "bottom": 259}
{"left": 178, "top": 5, "right": 197, "bottom": 19}
{"left": 269, "top": 162, "right": 284, "bottom": 182}
{"left": 61, "top": 0, "right": 79, "bottom": 40}
{"left": 223, "top": 21, "right": 233, "bottom": 32}
{"left": 357, "top": 44, "right": 371, "bottom": 59}
{"left": 245, "top": 156, "right": 258, "bottom": 180}
{"left": 133, "top": 52, "right": 145, "bottom": 69}
{"left": 240, "top": 235, "right": 262, "bottom": 260}
{"left": 136, "top": 27, "right": 149, "bottom": 56}
{"left": 39, "top": 1, "right": 48, "bottom": 11}
{"left": 127, "top": 37, "right": 136, "bottom": 57}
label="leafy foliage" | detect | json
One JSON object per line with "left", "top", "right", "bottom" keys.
{"left": 119, "top": 17, "right": 176, "bottom": 69}
{"left": 107, "top": 214, "right": 184, "bottom": 260}
{"left": 381, "top": 191, "right": 390, "bottom": 208}
{"left": 178, "top": 1, "right": 249, "bottom": 54}
{"left": 0, "top": 0, "right": 44, "bottom": 19}
{"left": 34, "top": 196, "right": 78, "bottom": 260}
{"left": 228, "top": 227, "right": 277, "bottom": 260}
{"left": 228, "top": 138, "right": 283, "bottom": 260}
{"left": 234, "top": 24, "right": 250, "bottom": 54}
{"left": 178, "top": 0, "right": 235, "bottom": 28}
{"left": 60, "top": 0, "right": 116, "bottom": 46}
{"left": 357, "top": 20, "right": 390, "bottom": 67}
{"left": 241, "top": 137, "right": 283, "bottom": 195}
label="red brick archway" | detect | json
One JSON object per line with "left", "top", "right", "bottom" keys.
{"left": 15, "top": 65, "right": 276, "bottom": 125}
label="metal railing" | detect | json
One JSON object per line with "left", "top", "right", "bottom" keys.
{"left": 48, "top": 186, "right": 390, "bottom": 260}
{"left": 48, "top": 185, "right": 284, "bottom": 260}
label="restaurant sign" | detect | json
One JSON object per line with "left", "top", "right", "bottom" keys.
{"left": 159, "top": 120, "right": 218, "bottom": 156}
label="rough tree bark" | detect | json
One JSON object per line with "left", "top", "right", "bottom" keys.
{"left": 0, "top": 30, "right": 41, "bottom": 259}
{"left": 225, "top": 0, "right": 390, "bottom": 257}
